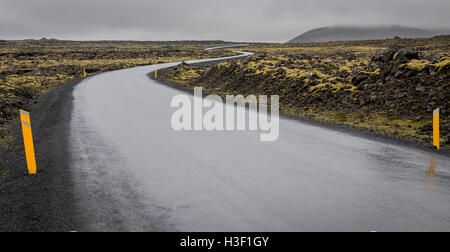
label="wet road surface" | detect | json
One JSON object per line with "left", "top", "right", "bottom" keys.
{"left": 69, "top": 52, "right": 450, "bottom": 232}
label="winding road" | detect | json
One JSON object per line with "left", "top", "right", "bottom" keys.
{"left": 67, "top": 49, "right": 450, "bottom": 232}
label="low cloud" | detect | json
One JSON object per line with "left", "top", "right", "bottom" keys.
{"left": 1, "top": 0, "right": 449, "bottom": 42}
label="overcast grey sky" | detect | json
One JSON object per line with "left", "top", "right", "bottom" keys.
{"left": 1, "top": 0, "right": 449, "bottom": 42}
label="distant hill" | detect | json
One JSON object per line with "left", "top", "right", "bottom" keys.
{"left": 429, "top": 28, "right": 450, "bottom": 36}
{"left": 287, "top": 25, "right": 434, "bottom": 43}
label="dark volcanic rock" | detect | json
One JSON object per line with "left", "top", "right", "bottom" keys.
{"left": 393, "top": 49, "right": 420, "bottom": 64}
{"left": 308, "top": 71, "right": 319, "bottom": 80}
{"left": 420, "top": 124, "right": 433, "bottom": 132}
{"left": 372, "top": 45, "right": 419, "bottom": 65}
{"left": 352, "top": 72, "right": 370, "bottom": 86}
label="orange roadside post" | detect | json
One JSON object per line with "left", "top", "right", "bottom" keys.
{"left": 20, "top": 110, "right": 37, "bottom": 175}
{"left": 433, "top": 108, "right": 440, "bottom": 150}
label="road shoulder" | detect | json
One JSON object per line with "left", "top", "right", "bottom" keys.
{"left": 0, "top": 79, "right": 81, "bottom": 231}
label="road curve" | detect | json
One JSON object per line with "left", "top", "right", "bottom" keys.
{"left": 204, "top": 44, "right": 251, "bottom": 51}
{"left": 69, "top": 51, "right": 450, "bottom": 232}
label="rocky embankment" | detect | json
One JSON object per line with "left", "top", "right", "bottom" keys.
{"left": 162, "top": 44, "right": 450, "bottom": 148}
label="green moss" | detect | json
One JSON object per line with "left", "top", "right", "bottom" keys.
{"left": 309, "top": 83, "right": 332, "bottom": 92}
{"left": 176, "top": 70, "right": 200, "bottom": 81}
{"left": 360, "top": 68, "right": 380, "bottom": 76}
{"left": 388, "top": 114, "right": 399, "bottom": 121}
{"left": 309, "top": 82, "right": 357, "bottom": 93}
{"left": 283, "top": 68, "right": 310, "bottom": 79}
{"left": 335, "top": 112, "right": 347, "bottom": 122}
{"left": 325, "top": 63, "right": 339, "bottom": 71}
{"left": 405, "top": 60, "right": 429, "bottom": 71}
{"left": 432, "top": 57, "right": 450, "bottom": 72}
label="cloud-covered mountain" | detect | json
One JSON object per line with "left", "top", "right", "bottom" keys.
{"left": 288, "top": 25, "right": 435, "bottom": 43}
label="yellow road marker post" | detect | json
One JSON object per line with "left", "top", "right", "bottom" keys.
{"left": 433, "top": 108, "right": 440, "bottom": 150}
{"left": 83, "top": 68, "right": 87, "bottom": 78}
{"left": 20, "top": 110, "right": 37, "bottom": 175}
{"left": 155, "top": 70, "right": 158, "bottom": 79}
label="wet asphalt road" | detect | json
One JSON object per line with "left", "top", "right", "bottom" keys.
{"left": 68, "top": 52, "right": 450, "bottom": 232}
